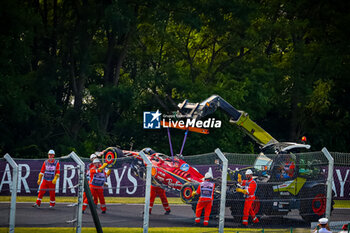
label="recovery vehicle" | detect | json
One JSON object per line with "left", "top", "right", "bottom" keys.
{"left": 176, "top": 95, "right": 333, "bottom": 222}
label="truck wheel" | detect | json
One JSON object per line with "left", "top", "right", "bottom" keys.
{"left": 300, "top": 186, "right": 332, "bottom": 222}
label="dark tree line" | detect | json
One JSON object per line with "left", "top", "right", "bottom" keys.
{"left": 1, "top": 0, "right": 349, "bottom": 158}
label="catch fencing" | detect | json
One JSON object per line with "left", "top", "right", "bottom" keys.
{"left": 0, "top": 152, "right": 84, "bottom": 233}
{"left": 1, "top": 148, "right": 350, "bottom": 232}
{"left": 184, "top": 148, "right": 347, "bottom": 228}
{"left": 1, "top": 151, "right": 349, "bottom": 199}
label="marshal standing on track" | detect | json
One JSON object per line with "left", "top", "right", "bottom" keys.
{"left": 89, "top": 158, "right": 107, "bottom": 214}
{"left": 82, "top": 153, "right": 98, "bottom": 213}
{"left": 33, "top": 149, "right": 60, "bottom": 208}
{"left": 192, "top": 172, "right": 215, "bottom": 226}
{"left": 149, "top": 185, "right": 171, "bottom": 215}
{"left": 236, "top": 169, "right": 259, "bottom": 226}
{"left": 143, "top": 147, "right": 171, "bottom": 215}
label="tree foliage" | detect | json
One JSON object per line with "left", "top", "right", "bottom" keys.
{"left": 0, "top": 0, "right": 349, "bottom": 158}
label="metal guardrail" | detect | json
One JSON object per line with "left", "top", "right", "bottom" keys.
{"left": 68, "top": 151, "right": 85, "bottom": 233}
{"left": 322, "top": 147, "right": 334, "bottom": 219}
{"left": 138, "top": 151, "right": 152, "bottom": 233}
{"left": 215, "top": 148, "right": 228, "bottom": 233}
{"left": 4, "top": 153, "right": 19, "bottom": 233}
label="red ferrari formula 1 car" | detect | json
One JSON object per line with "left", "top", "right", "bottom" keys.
{"left": 98, "top": 147, "right": 206, "bottom": 203}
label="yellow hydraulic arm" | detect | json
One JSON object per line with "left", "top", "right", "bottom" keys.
{"left": 178, "top": 95, "right": 278, "bottom": 146}
{"left": 230, "top": 111, "right": 277, "bottom": 146}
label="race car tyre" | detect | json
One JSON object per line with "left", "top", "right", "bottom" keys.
{"left": 180, "top": 183, "right": 198, "bottom": 204}
{"left": 101, "top": 147, "right": 124, "bottom": 168}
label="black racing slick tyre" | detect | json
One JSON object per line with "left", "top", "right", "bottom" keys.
{"left": 101, "top": 147, "right": 124, "bottom": 168}
{"left": 180, "top": 183, "right": 198, "bottom": 204}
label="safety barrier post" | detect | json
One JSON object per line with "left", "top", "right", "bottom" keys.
{"left": 321, "top": 147, "right": 334, "bottom": 219}
{"left": 138, "top": 151, "right": 152, "bottom": 233}
{"left": 83, "top": 176, "right": 103, "bottom": 233}
{"left": 214, "top": 148, "right": 228, "bottom": 233}
{"left": 3, "top": 153, "right": 18, "bottom": 233}
{"left": 68, "top": 152, "right": 85, "bottom": 233}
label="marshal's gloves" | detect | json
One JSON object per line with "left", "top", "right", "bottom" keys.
{"left": 106, "top": 169, "right": 111, "bottom": 177}
{"left": 37, "top": 173, "right": 43, "bottom": 185}
{"left": 237, "top": 173, "right": 242, "bottom": 183}
{"left": 236, "top": 188, "right": 248, "bottom": 194}
{"left": 52, "top": 174, "right": 59, "bottom": 185}
{"left": 98, "top": 163, "right": 108, "bottom": 172}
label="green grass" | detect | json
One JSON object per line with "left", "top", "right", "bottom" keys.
{"left": 0, "top": 227, "right": 311, "bottom": 233}
{"left": 0, "top": 196, "right": 349, "bottom": 208}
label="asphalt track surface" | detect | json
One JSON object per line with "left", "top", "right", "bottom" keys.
{"left": 0, "top": 203, "right": 349, "bottom": 228}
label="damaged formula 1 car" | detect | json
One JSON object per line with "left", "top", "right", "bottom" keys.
{"left": 98, "top": 146, "right": 223, "bottom": 217}
{"left": 98, "top": 147, "right": 204, "bottom": 189}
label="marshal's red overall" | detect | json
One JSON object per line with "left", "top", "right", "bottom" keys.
{"left": 149, "top": 185, "right": 171, "bottom": 214}
{"left": 34, "top": 150, "right": 60, "bottom": 208}
{"left": 194, "top": 173, "right": 215, "bottom": 226}
{"left": 87, "top": 159, "right": 107, "bottom": 213}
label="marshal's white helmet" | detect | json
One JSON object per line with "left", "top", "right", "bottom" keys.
{"left": 90, "top": 153, "right": 97, "bottom": 160}
{"left": 48, "top": 149, "right": 55, "bottom": 155}
{"left": 93, "top": 158, "right": 100, "bottom": 164}
{"left": 245, "top": 169, "right": 253, "bottom": 175}
{"left": 204, "top": 172, "right": 213, "bottom": 179}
